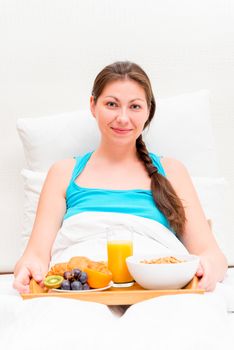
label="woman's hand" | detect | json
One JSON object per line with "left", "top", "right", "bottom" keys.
{"left": 13, "top": 257, "right": 48, "bottom": 294}
{"left": 195, "top": 256, "right": 215, "bottom": 291}
{"left": 196, "top": 254, "right": 227, "bottom": 292}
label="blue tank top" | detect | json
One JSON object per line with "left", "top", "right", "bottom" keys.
{"left": 64, "top": 151, "right": 170, "bottom": 230}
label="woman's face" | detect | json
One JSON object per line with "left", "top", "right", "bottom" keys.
{"left": 90, "top": 79, "right": 149, "bottom": 146}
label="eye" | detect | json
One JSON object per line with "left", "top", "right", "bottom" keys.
{"left": 131, "top": 104, "right": 141, "bottom": 110}
{"left": 106, "top": 101, "right": 117, "bottom": 107}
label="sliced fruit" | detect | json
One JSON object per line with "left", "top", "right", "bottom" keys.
{"left": 44, "top": 275, "right": 64, "bottom": 289}
{"left": 29, "top": 279, "right": 48, "bottom": 294}
{"left": 85, "top": 262, "right": 112, "bottom": 289}
{"left": 46, "top": 257, "right": 112, "bottom": 289}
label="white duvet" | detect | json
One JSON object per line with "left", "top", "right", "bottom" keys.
{"left": 1, "top": 212, "right": 234, "bottom": 350}
{"left": 50, "top": 211, "right": 188, "bottom": 265}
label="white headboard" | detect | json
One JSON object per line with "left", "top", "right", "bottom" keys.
{"left": 0, "top": 1, "right": 233, "bottom": 271}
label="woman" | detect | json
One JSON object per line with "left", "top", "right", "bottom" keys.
{"left": 13, "top": 61, "right": 227, "bottom": 294}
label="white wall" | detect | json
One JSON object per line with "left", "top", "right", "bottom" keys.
{"left": 0, "top": 0, "right": 233, "bottom": 270}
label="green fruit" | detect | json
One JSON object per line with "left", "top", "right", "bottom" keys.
{"left": 44, "top": 275, "right": 64, "bottom": 289}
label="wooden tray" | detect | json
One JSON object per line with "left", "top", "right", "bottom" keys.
{"left": 21, "top": 276, "right": 204, "bottom": 305}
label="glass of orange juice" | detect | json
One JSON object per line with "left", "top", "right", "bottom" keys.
{"left": 107, "top": 224, "right": 134, "bottom": 287}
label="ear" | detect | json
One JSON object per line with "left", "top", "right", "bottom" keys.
{"left": 90, "top": 95, "right": 96, "bottom": 118}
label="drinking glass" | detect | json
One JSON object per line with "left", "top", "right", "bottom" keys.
{"left": 106, "top": 224, "right": 134, "bottom": 287}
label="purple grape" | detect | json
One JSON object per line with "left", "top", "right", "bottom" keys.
{"left": 61, "top": 280, "right": 71, "bottom": 290}
{"left": 63, "top": 271, "right": 74, "bottom": 281}
{"left": 71, "top": 281, "right": 83, "bottom": 290}
{"left": 82, "top": 283, "right": 90, "bottom": 290}
{"left": 72, "top": 269, "right": 82, "bottom": 280}
{"left": 79, "top": 272, "right": 88, "bottom": 284}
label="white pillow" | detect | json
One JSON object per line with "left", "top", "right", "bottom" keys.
{"left": 17, "top": 90, "right": 218, "bottom": 176}
{"left": 144, "top": 90, "right": 217, "bottom": 176}
{"left": 191, "top": 177, "right": 233, "bottom": 264}
{"left": 20, "top": 169, "right": 233, "bottom": 265}
{"left": 17, "top": 110, "right": 100, "bottom": 172}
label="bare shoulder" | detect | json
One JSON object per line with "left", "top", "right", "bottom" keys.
{"left": 44, "top": 158, "right": 76, "bottom": 195}
{"left": 161, "top": 157, "right": 189, "bottom": 176}
{"left": 49, "top": 158, "right": 76, "bottom": 174}
{"left": 160, "top": 157, "right": 192, "bottom": 188}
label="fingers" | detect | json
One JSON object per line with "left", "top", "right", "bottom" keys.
{"left": 13, "top": 264, "right": 46, "bottom": 294}
{"left": 13, "top": 280, "right": 30, "bottom": 294}
{"left": 198, "top": 275, "right": 216, "bottom": 291}
{"left": 31, "top": 267, "right": 44, "bottom": 283}
{"left": 13, "top": 266, "right": 31, "bottom": 294}
{"left": 196, "top": 259, "right": 217, "bottom": 291}
{"left": 195, "top": 263, "right": 204, "bottom": 278}
{"left": 32, "top": 266, "right": 47, "bottom": 288}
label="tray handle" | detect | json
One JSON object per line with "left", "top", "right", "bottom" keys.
{"left": 184, "top": 275, "right": 199, "bottom": 289}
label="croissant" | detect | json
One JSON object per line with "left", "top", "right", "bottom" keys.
{"left": 68, "top": 256, "right": 91, "bottom": 271}
{"left": 46, "top": 256, "right": 92, "bottom": 277}
{"left": 47, "top": 262, "right": 69, "bottom": 277}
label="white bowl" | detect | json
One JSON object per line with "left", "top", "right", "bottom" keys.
{"left": 126, "top": 253, "right": 200, "bottom": 290}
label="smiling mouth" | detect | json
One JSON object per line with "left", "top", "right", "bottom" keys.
{"left": 111, "top": 127, "right": 133, "bottom": 134}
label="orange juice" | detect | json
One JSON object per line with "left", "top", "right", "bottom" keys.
{"left": 107, "top": 240, "right": 133, "bottom": 283}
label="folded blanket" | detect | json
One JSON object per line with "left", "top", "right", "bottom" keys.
{"left": 0, "top": 289, "right": 233, "bottom": 350}
{"left": 51, "top": 212, "right": 188, "bottom": 265}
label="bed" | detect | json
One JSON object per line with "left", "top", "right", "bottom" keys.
{"left": 0, "top": 90, "right": 234, "bottom": 349}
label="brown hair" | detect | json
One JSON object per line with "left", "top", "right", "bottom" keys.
{"left": 91, "top": 61, "right": 186, "bottom": 235}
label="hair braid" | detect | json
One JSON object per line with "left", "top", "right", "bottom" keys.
{"left": 136, "top": 135, "right": 186, "bottom": 235}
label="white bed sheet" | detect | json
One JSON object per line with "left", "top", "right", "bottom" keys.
{"left": 0, "top": 270, "right": 234, "bottom": 350}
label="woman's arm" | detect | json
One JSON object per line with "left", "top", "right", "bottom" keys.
{"left": 161, "top": 157, "right": 228, "bottom": 291}
{"left": 13, "top": 158, "right": 75, "bottom": 293}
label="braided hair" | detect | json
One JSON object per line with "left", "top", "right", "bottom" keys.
{"left": 91, "top": 61, "right": 186, "bottom": 235}
{"left": 136, "top": 135, "right": 186, "bottom": 234}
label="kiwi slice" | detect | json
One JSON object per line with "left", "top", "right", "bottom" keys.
{"left": 44, "top": 275, "right": 64, "bottom": 289}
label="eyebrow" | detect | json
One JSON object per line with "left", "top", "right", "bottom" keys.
{"left": 104, "top": 95, "right": 145, "bottom": 103}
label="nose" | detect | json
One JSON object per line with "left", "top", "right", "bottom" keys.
{"left": 116, "top": 107, "right": 130, "bottom": 124}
